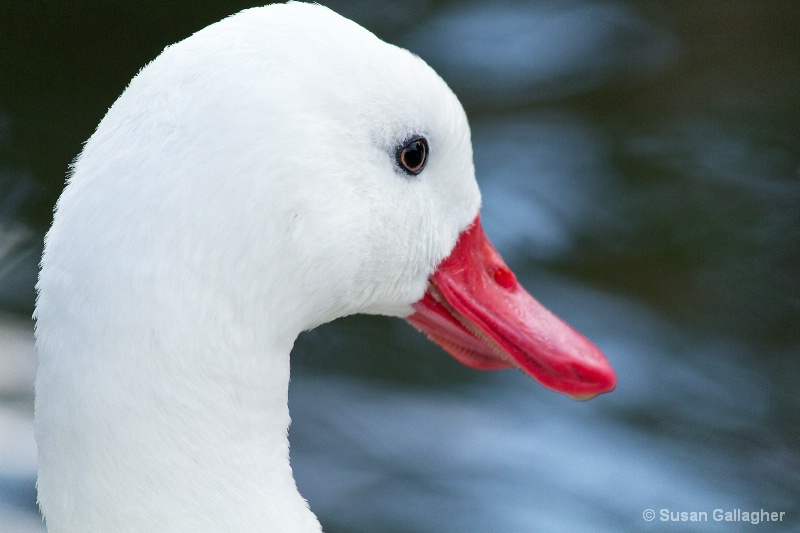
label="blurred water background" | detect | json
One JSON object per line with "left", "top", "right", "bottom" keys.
{"left": 1, "top": 1, "right": 798, "bottom": 531}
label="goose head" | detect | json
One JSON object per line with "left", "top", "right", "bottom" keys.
{"left": 34, "top": 3, "right": 615, "bottom": 531}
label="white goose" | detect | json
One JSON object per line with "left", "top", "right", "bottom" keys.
{"left": 34, "top": 3, "right": 616, "bottom": 532}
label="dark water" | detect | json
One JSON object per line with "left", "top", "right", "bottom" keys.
{"left": 1, "top": 1, "right": 798, "bottom": 531}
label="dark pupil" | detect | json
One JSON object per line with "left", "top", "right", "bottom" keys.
{"left": 401, "top": 139, "right": 427, "bottom": 174}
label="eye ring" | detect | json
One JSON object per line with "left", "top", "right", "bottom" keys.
{"left": 396, "top": 136, "right": 429, "bottom": 175}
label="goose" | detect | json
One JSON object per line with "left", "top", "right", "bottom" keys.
{"left": 33, "top": 3, "right": 616, "bottom": 532}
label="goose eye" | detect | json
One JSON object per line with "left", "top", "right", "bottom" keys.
{"left": 396, "top": 136, "right": 428, "bottom": 175}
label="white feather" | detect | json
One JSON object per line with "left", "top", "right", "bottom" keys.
{"left": 34, "top": 3, "right": 480, "bottom": 532}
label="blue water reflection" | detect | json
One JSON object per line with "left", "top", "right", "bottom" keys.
{"left": 291, "top": 282, "right": 791, "bottom": 532}
{"left": 475, "top": 116, "right": 615, "bottom": 260}
{"left": 403, "top": 2, "right": 676, "bottom": 103}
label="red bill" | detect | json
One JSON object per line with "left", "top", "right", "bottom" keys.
{"left": 407, "top": 216, "right": 616, "bottom": 400}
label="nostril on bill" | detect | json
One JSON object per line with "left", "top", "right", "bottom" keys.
{"left": 491, "top": 265, "right": 517, "bottom": 291}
